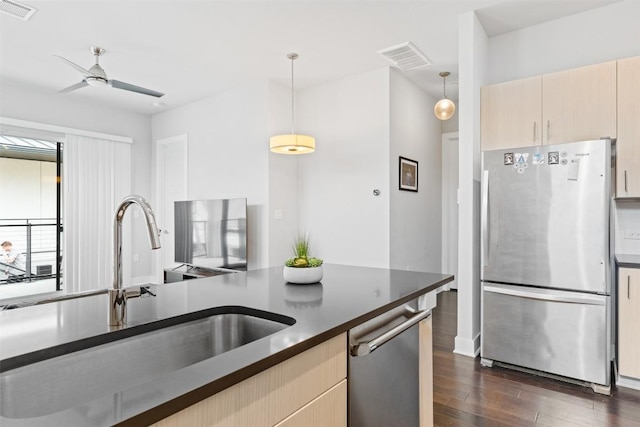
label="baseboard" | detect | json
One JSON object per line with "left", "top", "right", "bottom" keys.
{"left": 617, "top": 375, "right": 640, "bottom": 391}
{"left": 453, "top": 332, "right": 480, "bottom": 357}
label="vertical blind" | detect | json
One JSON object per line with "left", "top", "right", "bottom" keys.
{"left": 63, "top": 134, "right": 131, "bottom": 292}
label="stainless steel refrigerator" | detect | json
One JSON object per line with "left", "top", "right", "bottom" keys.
{"left": 480, "top": 139, "right": 613, "bottom": 393}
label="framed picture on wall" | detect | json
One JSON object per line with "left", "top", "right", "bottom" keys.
{"left": 399, "top": 156, "right": 418, "bottom": 192}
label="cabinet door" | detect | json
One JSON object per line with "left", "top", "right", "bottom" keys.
{"left": 152, "top": 333, "right": 347, "bottom": 427}
{"left": 481, "top": 76, "right": 542, "bottom": 151}
{"left": 542, "top": 61, "right": 616, "bottom": 145}
{"left": 617, "top": 56, "right": 640, "bottom": 198}
{"left": 619, "top": 268, "right": 640, "bottom": 379}
{"left": 274, "top": 380, "right": 347, "bottom": 427}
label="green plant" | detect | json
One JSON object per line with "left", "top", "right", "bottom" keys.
{"left": 284, "top": 234, "right": 323, "bottom": 268}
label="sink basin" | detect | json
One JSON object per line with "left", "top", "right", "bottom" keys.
{"left": 0, "top": 307, "right": 295, "bottom": 419}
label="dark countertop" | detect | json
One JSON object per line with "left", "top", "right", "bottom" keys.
{"left": 616, "top": 254, "right": 640, "bottom": 268}
{"left": 0, "top": 264, "right": 453, "bottom": 426}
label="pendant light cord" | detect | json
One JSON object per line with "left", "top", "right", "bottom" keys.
{"left": 442, "top": 74, "right": 447, "bottom": 99}
{"left": 439, "top": 71, "right": 451, "bottom": 100}
{"left": 290, "top": 55, "right": 295, "bottom": 135}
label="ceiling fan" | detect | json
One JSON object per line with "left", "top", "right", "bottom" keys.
{"left": 54, "top": 46, "right": 164, "bottom": 98}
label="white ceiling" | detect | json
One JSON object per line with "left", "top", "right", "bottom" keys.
{"left": 0, "top": 0, "right": 619, "bottom": 115}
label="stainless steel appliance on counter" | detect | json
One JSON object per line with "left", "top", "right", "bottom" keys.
{"left": 349, "top": 297, "right": 432, "bottom": 426}
{"left": 480, "top": 139, "right": 614, "bottom": 393}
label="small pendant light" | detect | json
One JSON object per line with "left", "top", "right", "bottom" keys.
{"left": 434, "top": 71, "right": 456, "bottom": 121}
{"left": 270, "top": 53, "right": 316, "bottom": 154}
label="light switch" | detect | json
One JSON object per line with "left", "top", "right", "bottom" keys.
{"left": 274, "top": 209, "right": 283, "bottom": 220}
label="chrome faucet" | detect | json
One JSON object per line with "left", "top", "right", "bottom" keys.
{"left": 109, "top": 195, "right": 161, "bottom": 326}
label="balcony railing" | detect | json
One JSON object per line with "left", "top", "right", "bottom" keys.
{"left": 0, "top": 219, "right": 61, "bottom": 286}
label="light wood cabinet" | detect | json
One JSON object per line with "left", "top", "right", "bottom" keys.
{"left": 480, "top": 61, "right": 617, "bottom": 151}
{"left": 153, "top": 333, "right": 347, "bottom": 427}
{"left": 481, "top": 76, "right": 542, "bottom": 151}
{"left": 542, "top": 61, "right": 616, "bottom": 145}
{"left": 274, "top": 380, "right": 347, "bottom": 427}
{"left": 619, "top": 268, "right": 640, "bottom": 379}
{"left": 616, "top": 56, "right": 640, "bottom": 198}
{"left": 419, "top": 316, "right": 434, "bottom": 427}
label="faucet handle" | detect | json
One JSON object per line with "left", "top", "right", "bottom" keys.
{"left": 140, "top": 286, "right": 157, "bottom": 297}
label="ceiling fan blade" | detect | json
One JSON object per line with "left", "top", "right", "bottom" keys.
{"left": 109, "top": 80, "right": 164, "bottom": 98}
{"left": 54, "top": 55, "right": 93, "bottom": 78}
{"left": 59, "top": 80, "right": 89, "bottom": 93}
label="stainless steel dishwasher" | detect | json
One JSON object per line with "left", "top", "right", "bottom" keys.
{"left": 348, "top": 297, "right": 432, "bottom": 427}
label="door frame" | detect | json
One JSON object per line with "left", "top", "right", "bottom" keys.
{"left": 441, "top": 132, "right": 459, "bottom": 290}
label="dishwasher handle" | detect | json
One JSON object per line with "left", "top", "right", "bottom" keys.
{"left": 350, "top": 307, "right": 431, "bottom": 357}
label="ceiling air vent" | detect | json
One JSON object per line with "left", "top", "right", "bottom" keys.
{"left": 378, "top": 41, "right": 432, "bottom": 72}
{"left": 0, "top": 0, "right": 36, "bottom": 20}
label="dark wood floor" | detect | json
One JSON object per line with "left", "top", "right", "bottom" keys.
{"left": 431, "top": 290, "right": 640, "bottom": 427}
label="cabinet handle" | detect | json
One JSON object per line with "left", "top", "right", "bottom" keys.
{"left": 624, "top": 170, "right": 628, "bottom": 193}
{"left": 628, "top": 275, "right": 631, "bottom": 299}
{"left": 533, "top": 122, "right": 537, "bottom": 142}
{"left": 546, "top": 120, "right": 550, "bottom": 142}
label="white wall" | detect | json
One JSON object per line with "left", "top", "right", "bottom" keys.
{"left": 0, "top": 158, "right": 57, "bottom": 259}
{"left": 297, "top": 68, "right": 391, "bottom": 268}
{"left": 296, "top": 67, "right": 443, "bottom": 272}
{"left": 0, "top": 158, "right": 56, "bottom": 219}
{"left": 456, "top": 10, "right": 487, "bottom": 357}
{"left": 389, "top": 69, "right": 442, "bottom": 272}
{"left": 487, "top": 0, "right": 640, "bottom": 83}
{"left": 0, "top": 82, "right": 154, "bottom": 282}
{"left": 150, "top": 81, "right": 272, "bottom": 269}
{"left": 267, "top": 82, "right": 300, "bottom": 266}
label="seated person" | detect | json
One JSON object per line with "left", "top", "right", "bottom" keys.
{"left": 1, "top": 241, "right": 26, "bottom": 281}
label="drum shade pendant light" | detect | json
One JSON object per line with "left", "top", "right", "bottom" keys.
{"left": 434, "top": 71, "right": 456, "bottom": 121}
{"left": 270, "top": 53, "right": 315, "bottom": 154}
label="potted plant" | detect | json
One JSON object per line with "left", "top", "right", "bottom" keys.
{"left": 283, "top": 234, "right": 323, "bottom": 284}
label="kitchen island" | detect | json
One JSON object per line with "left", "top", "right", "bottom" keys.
{"left": 0, "top": 264, "right": 453, "bottom": 426}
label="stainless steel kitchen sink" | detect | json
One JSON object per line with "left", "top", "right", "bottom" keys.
{"left": 0, "top": 307, "right": 294, "bottom": 418}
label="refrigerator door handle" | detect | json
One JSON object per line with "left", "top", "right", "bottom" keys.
{"left": 349, "top": 306, "right": 430, "bottom": 357}
{"left": 484, "top": 284, "right": 606, "bottom": 306}
{"left": 482, "top": 169, "right": 489, "bottom": 267}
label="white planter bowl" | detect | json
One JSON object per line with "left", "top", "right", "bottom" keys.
{"left": 283, "top": 265, "right": 323, "bottom": 284}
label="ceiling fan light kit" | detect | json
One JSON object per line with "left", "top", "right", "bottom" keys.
{"left": 86, "top": 77, "right": 108, "bottom": 87}
{"left": 434, "top": 71, "right": 455, "bottom": 121}
{"left": 55, "top": 46, "right": 165, "bottom": 98}
{"left": 270, "top": 53, "right": 315, "bottom": 155}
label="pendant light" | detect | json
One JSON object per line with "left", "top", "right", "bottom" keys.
{"left": 270, "top": 53, "right": 315, "bottom": 154}
{"left": 434, "top": 71, "right": 456, "bottom": 121}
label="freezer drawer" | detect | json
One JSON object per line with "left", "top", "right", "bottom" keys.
{"left": 481, "top": 283, "right": 610, "bottom": 385}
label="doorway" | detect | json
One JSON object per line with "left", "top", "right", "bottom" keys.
{"left": 154, "top": 134, "right": 188, "bottom": 284}
{"left": 0, "top": 135, "right": 63, "bottom": 299}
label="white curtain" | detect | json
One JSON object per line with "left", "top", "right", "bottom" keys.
{"left": 63, "top": 135, "right": 131, "bottom": 293}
